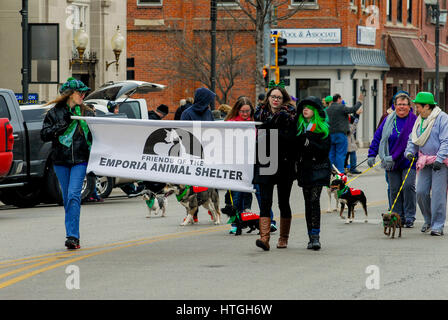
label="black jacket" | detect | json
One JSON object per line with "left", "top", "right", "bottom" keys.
{"left": 252, "top": 104, "right": 297, "bottom": 185}
{"left": 174, "top": 102, "right": 191, "bottom": 120}
{"left": 148, "top": 111, "right": 162, "bottom": 120}
{"left": 41, "top": 102, "right": 94, "bottom": 166}
{"left": 296, "top": 131, "right": 331, "bottom": 187}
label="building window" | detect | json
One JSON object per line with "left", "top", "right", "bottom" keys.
{"left": 296, "top": 79, "right": 330, "bottom": 101}
{"left": 217, "top": 0, "right": 237, "bottom": 4}
{"left": 292, "top": 0, "right": 317, "bottom": 4}
{"left": 397, "top": 0, "right": 403, "bottom": 23}
{"left": 407, "top": 0, "right": 413, "bottom": 24}
{"left": 387, "top": 0, "right": 392, "bottom": 21}
{"left": 137, "top": 0, "right": 162, "bottom": 5}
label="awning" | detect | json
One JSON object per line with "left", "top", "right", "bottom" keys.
{"left": 387, "top": 36, "right": 428, "bottom": 69}
{"left": 274, "top": 47, "right": 389, "bottom": 69}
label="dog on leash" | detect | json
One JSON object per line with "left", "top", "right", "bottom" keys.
{"left": 221, "top": 204, "right": 259, "bottom": 236}
{"left": 330, "top": 178, "right": 368, "bottom": 224}
{"left": 382, "top": 212, "right": 402, "bottom": 238}
{"left": 141, "top": 190, "right": 169, "bottom": 218}
{"left": 326, "top": 171, "right": 346, "bottom": 213}
{"left": 163, "top": 184, "right": 221, "bottom": 226}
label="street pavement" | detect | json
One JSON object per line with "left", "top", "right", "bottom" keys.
{"left": 1, "top": 148, "right": 448, "bottom": 300}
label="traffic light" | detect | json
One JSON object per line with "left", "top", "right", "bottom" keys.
{"left": 277, "top": 37, "right": 288, "bottom": 66}
{"left": 262, "top": 66, "right": 269, "bottom": 88}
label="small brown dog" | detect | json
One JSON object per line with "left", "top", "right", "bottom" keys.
{"left": 382, "top": 212, "right": 402, "bottom": 238}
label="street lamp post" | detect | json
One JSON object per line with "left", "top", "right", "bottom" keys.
{"left": 106, "top": 26, "right": 125, "bottom": 74}
{"left": 210, "top": 0, "right": 217, "bottom": 109}
{"left": 434, "top": 2, "right": 440, "bottom": 103}
{"left": 20, "top": 0, "right": 29, "bottom": 104}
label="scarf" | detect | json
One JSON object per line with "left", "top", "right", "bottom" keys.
{"left": 58, "top": 105, "right": 91, "bottom": 149}
{"left": 411, "top": 106, "right": 442, "bottom": 146}
{"left": 379, "top": 111, "right": 415, "bottom": 162}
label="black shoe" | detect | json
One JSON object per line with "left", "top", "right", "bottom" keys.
{"left": 65, "top": 237, "right": 80, "bottom": 250}
{"left": 310, "top": 234, "right": 321, "bottom": 251}
{"left": 349, "top": 169, "right": 362, "bottom": 174}
{"left": 405, "top": 221, "right": 414, "bottom": 228}
{"left": 431, "top": 230, "right": 444, "bottom": 236}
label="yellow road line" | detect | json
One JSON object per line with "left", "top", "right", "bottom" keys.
{"left": 0, "top": 199, "right": 387, "bottom": 289}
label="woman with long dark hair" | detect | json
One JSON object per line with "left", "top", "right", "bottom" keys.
{"left": 254, "top": 84, "right": 297, "bottom": 251}
{"left": 41, "top": 77, "right": 94, "bottom": 250}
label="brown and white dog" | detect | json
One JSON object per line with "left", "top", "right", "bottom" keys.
{"left": 330, "top": 178, "right": 368, "bottom": 224}
{"left": 326, "top": 170, "right": 346, "bottom": 213}
{"left": 163, "top": 184, "right": 221, "bottom": 226}
{"left": 382, "top": 212, "right": 402, "bottom": 238}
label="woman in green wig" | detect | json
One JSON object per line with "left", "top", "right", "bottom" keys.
{"left": 295, "top": 96, "right": 331, "bottom": 250}
{"left": 41, "top": 77, "right": 94, "bottom": 250}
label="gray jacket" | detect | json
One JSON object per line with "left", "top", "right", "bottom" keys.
{"left": 326, "top": 101, "right": 362, "bottom": 135}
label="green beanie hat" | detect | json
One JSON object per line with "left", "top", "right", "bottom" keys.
{"left": 325, "top": 95, "right": 333, "bottom": 103}
{"left": 59, "top": 77, "right": 90, "bottom": 94}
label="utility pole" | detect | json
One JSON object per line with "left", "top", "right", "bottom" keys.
{"left": 20, "top": 0, "right": 29, "bottom": 104}
{"left": 210, "top": 0, "right": 217, "bottom": 109}
{"left": 434, "top": 2, "right": 440, "bottom": 103}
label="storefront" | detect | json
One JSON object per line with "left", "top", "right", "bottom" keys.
{"left": 279, "top": 46, "right": 389, "bottom": 147}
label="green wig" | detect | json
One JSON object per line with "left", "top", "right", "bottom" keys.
{"left": 297, "top": 104, "right": 330, "bottom": 139}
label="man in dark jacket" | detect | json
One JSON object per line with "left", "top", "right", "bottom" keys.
{"left": 180, "top": 87, "right": 216, "bottom": 223}
{"left": 326, "top": 93, "right": 363, "bottom": 173}
{"left": 148, "top": 104, "right": 169, "bottom": 120}
{"left": 180, "top": 88, "right": 215, "bottom": 121}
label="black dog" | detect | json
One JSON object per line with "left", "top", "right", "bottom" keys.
{"left": 221, "top": 204, "right": 259, "bottom": 236}
{"left": 330, "top": 179, "right": 368, "bottom": 224}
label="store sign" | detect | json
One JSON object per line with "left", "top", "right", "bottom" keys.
{"left": 15, "top": 93, "right": 39, "bottom": 104}
{"left": 357, "top": 26, "right": 376, "bottom": 46}
{"left": 271, "top": 28, "right": 341, "bottom": 44}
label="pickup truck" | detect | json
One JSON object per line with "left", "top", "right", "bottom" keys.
{"left": 0, "top": 81, "right": 165, "bottom": 207}
{"left": 0, "top": 118, "right": 14, "bottom": 177}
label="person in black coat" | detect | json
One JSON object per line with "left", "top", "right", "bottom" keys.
{"left": 295, "top": 96, "right": 331, "bottom": 250}
{"left": 253, "top": 85, "right": 297, "bottom": 251}
{"left": 148, "top": 104, "right": 169, "bottom": 120}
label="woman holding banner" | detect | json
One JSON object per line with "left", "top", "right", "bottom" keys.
{"left": 41, "top": 77, "right": 94, "bottom": 250}
{"left": 254, "top": 82, "right": 297, "bottom": 251}
{"left": 295, "top": 96, "right": 331, "bottom": 250}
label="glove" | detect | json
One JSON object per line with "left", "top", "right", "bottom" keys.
{"left": 433, "top": 161, "right": 443, "bottom": 171}
{"left": 367, "top": 157, "right": 376, "bottom": 168}
{"left": 405, "top": 152, "right": 414, "bottom": 162}
{"left": 383, "top": 156, "right": 394, "bottom": 171}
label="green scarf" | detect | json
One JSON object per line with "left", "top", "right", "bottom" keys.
{"left": 59, "top": 105, "right": 91, "bottom": 149}
{"left": 337, "top": 185, "right": 349, "bottom": 198}
{"left": 145, "top": 198, "right": 155, "bottom": 209}
{"left": 176, "top": 185, "right": 191, "bottom": 202}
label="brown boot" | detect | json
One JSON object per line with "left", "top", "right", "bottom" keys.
{"left": 277, "top": 217, "right": 292, "bottom": 249}
{"left": 255, "top": 217, "right": 271, "bottom": 251}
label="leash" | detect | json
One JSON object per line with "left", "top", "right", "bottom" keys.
{"left": 346, "top": 160, "right": 382, "bottom": 185}
{"left": 388, "top": 156, "right": 415, "bottom": 214}
{"left": 349, "top": 158, "right": 368, "bottom": 171}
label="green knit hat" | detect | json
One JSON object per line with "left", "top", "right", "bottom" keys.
{"left": 325, "top": 95, "right": 333, "bottom": 103}
{"left": 412, "top": 92, "right": 437, "bottom": 105}
{"left": 59, "top": 77, "right": 90, "bottom": 94}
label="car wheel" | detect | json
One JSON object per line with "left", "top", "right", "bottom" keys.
{"left": 95, "top": 176, "right": 114, "bottom": 199}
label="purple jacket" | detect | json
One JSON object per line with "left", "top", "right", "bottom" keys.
{"left": 368, "top": 112, "right": 417, "bottom": 170}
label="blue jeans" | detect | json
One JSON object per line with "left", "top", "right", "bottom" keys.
{"left": 329, "top": 133, "right": 348, "bottom": 173}
{"left": 54, "top": 163, "right": 87, "bottom": 240}
{"left": 232, "top": 191, "right": 252, "bottom": 212}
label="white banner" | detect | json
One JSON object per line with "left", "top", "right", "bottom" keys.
{"left": 271, "top": 28, "right": 341, "bottom": 44}
{"left": 74, "top": 117, "right": 258, "bottom": 192}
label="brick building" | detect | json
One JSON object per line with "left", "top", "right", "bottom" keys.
{"left": 128, "top": 0, "right": 448, "bottom": 146}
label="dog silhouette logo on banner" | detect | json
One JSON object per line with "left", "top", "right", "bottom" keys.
{"left": 143, "top": 128, "right": 204, "bottom": 159}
